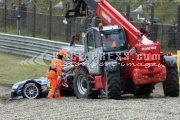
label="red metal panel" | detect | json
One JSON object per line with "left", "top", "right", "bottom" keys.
{"left": 132, "top": 66, "right": 166, "bottom": 85}
{"left": 91, "top": 75, "right": 105, "bottom": 90}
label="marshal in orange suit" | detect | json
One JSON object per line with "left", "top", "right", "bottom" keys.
{"left": 46, "top": 49, "right": 67, "bottom": 99}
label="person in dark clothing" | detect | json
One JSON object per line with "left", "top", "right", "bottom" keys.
{"left": 70, "top": 33, "right": 80, "bottom": 46}
{"left": 73, "top": 0, "right": 86, "bottom": 16}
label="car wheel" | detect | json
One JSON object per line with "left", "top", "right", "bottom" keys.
{"left": 22, "top": 82, "right": 42, "bottom": 99}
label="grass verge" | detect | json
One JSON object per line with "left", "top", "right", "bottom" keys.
{"left": 0, "top": 52, "right": 50, "bottom": 84}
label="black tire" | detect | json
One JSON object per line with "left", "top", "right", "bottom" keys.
{"left": 22, "top": 82, "right": 42, "bottom": 99}
{"left": 163, "top": 67, "right": 179, "bottom": 97}
{"left": 104, "top": 67, "right": 121, "bottom": 99}
{"left": 134, "top": 85, "right": 154, "bottom": 97}
{"left": 61, "top": 76, "right": 74, "bottom": 90}
{"left": 60, "top": 76, "right": 74, "bottom": 96}
{"left": 73, "top": 67, "right": 100, "bottom": 99}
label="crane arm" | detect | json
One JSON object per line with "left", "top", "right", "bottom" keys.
{"left": 66, "top": 0, "right": 153, "bottom": 47}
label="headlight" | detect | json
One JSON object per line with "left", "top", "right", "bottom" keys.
{"left": 12, "top": 84, "right": 19, "bottom": 89}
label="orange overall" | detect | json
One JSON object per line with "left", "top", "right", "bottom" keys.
{"left": 46, "top": 58, "right": 64, "bottom": 99}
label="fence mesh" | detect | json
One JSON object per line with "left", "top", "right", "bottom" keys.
{"left": 0, "top": 1, "right": 179, "bottom": 52}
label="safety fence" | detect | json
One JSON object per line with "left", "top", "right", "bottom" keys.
{"left": 0, "top": 7, "right": 178, "bottom": 52}
{"left": 0, "top": 33, "right": 82, "bottom": 60}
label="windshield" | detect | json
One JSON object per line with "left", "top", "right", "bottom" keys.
{"left": 101, "top": 30, "right": 127, "bottom": 52}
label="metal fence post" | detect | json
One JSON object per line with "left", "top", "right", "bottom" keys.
{"left": 126, "top": 3, "right": 130, "bottom": 21}
{"left": 17, "top": 0, "right": 22, "bottom": 35}
{"left": 33, "top": 0, "right": 36, "bottom": 37}
{"left": 150, "top": 5, "right": 154, "bottom": 41}
{"left": 177, "top": 5, "right": 180, "bottom": 50}
{"left": 4, "top": 0, "right": 7, "bottom": 32}
{"left": 48, "top": 0, "right": 52, "bottom": 40}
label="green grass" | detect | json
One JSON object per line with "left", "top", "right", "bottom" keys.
{"left": 0, "top": 52, "right": 50, "bottom": 84}
{"left": 0, "top": 48, "right": 177, "bottom": 85}
{"left": 0, "top": 26, "right": 67, "bottom": 42}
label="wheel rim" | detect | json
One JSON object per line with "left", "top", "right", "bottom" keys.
{"left": 77, "top": 75, "right": 87, "bottom": 95}
{"left": 100, "top": 89, "right": 106, "bottom": 95}
{"left": 23, "top": 83, "right": 39, "bottom": 99}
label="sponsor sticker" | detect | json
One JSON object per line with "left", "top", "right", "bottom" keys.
{"left": 102, "top": 11, "right": 111, "bottom": 23}
{"left": 141, "top": 46, "right": 157, "bottom": 51}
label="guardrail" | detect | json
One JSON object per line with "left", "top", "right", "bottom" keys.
{"left": 0, "top": 32, "right": 178, "bottom": 61}
{"left": 0, "top": 33, "right": 83, "bottom": 60}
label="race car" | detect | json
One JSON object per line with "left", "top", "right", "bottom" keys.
{"left": 11, "top": 46, "right": 85, "bottom": 99}
{"left": 11, "top": 65, "right": 75, "bottom": 99}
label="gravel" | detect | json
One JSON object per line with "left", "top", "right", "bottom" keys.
{"left": 0, "top": 84, "right": 180, "bottom": 120}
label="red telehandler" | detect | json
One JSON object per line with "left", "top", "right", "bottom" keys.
{"left": 65, "top": 0, "right": 179, "bottom": 99}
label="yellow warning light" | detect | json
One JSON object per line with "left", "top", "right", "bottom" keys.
{"left": 98, "top": 23, "right": 103, "bottom": 29}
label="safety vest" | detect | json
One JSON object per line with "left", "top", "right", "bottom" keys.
{"left": 46, "top": 58, "right": 64, "bottom": 79}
